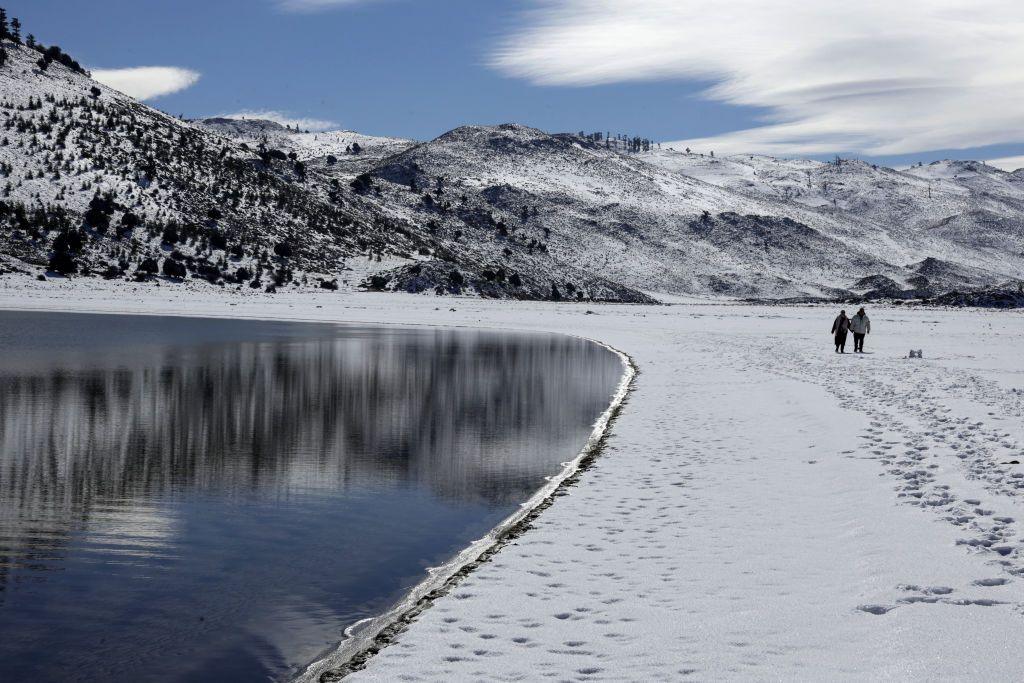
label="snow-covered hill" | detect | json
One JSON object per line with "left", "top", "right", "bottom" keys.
{"left": 643, "top": 149, "right": 1024, "bottom": 291}
{"left": 359, "top": 124, "right": 895, "bottom": 298}
{"left": 197, "top": 118, "right": 415, "bottom": 177}
{"left": 355, "top": 125, "right": 1023, "bottom": 300}
{"left": 0, "top": 37, "right": 425, "bottom": 290}
{"left": 2, "top": 15, "right": 1023, "bottom": 304}
{"left": 0, "top": 34, "right": 652, "bottom": 302}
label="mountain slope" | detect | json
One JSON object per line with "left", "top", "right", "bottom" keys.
{"left": 642, "top": 149, "right": 1024, "bottom": 288}
{"left": 357, "top": 125, "right": 921, "bottom": 298}
{"left": 0, "top": 37, "right": 651, "bottom": 302}
{"left": 197, "top": 117, "right": 415, "bottom": 177}
{"left": 0, "top": 38, "right": 419, "bottom": 286}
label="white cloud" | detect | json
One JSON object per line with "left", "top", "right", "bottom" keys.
{"left": 491, "top": 0, "right": 1024, "bottom": 157}
{"left": 986, "top": 155, "right": 1024, "bottom": 172}
{"left": 219, "top": 110, "right": 340, "bottom": 132}
{"left": 91, "top": 66, "right": 200, "bottom": 100}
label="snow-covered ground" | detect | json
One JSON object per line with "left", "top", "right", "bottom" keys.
{"left": 3, "top": 281, "right": 1024, "bottom": 680}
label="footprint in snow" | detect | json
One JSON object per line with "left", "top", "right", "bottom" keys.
{"left": 973, "top": 577, "right": 1010, "bottom": 587}
{"left": 857, "top": 604, "right": 895, "bottom": 615}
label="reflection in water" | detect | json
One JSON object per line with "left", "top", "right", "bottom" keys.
{"left": 0, "top": 312, "right": 621, "bottom": 682}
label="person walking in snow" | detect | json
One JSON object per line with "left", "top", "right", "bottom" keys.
{"left": 850, "top": 307, "right": 871, "bottom": 353}
{"left": 831, "top": 309, "right": 851, "bottom": 353}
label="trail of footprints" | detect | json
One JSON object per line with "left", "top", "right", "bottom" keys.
{"left": 738, "top": 339, "right": 1024, "bottom": 616}
{"left": 355, "top": 347, "right": 785, "bottom": 681}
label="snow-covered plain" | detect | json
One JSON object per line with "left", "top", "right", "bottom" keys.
{"left": 3, "top": 281, "right": 1024, "bottom": 680}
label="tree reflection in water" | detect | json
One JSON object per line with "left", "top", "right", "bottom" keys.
{"left": 0, "top": 312, "right": 621, "bottom": 682}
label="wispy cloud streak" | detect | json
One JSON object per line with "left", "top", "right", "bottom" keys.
{"left": 491, "top": 0, "right": 1024, "bottom": 156}
{"left": 276, "top": 0, "right": 383, "bottom": 11}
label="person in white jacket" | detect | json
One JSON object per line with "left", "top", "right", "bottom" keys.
{"left": 849, "top": 307, "right": 871, "bottom": 353}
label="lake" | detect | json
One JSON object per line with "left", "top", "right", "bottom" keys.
{"left": 0, "top": 311, "right": 622, "bottom": 682}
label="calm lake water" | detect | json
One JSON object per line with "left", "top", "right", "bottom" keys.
{"left": 0, "top": 311, "right": 622, "bottom": 682}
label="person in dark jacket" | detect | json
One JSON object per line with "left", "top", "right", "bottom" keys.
{"left": 831, "top": 310, "right": 851, "bottom": 353}
{"left": 849, "top": 307, "right": 871, "bottom": 353}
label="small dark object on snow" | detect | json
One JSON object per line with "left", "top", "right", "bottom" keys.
{"left": 36, "top": 274, "right": 46, "bottom": 281}
{"left": 265, "top": 284, "right": 277, "bottom": 294}
{"left": 319, "top": 279, "right": 339, "bottom": 290}
{"left": 909, "top": 349, "right": 923, "bottom": 358}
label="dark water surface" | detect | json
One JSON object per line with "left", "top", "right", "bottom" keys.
{"left": 0, "top": 311, "right": 622, "bottom": 682}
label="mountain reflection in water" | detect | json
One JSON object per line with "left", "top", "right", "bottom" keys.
{"left": 0, "top": 312, "right": 622, "bottom": 682}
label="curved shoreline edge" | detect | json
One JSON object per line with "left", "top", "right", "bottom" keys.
{"left": 294, "top": 338, "right": 639, "bottom": 683}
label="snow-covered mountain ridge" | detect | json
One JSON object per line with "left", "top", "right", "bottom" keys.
{"left": 0, "top": 34, "right": 650, "bottom": 302}
{"left": 1, "top": 16, "right": 1023, "bottom": 304}
{"left": 347, "top": 124, "right": 1023, "bottom": 301}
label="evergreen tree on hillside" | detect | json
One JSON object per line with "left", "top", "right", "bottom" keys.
{"left": 0, "top": 9, "right": 8, "bottom": 40}
{"left": 10, "top": 17, "right": 19, "bottom": 42}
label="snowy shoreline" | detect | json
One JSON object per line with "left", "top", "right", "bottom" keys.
{"left": 3, "top": 281, "right": 1024, "bottom": 680}
{"left": 295, "top": 339, "right": 637, "bottom": 682}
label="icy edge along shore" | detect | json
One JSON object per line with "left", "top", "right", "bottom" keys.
{"left": 293, "top": 339, "right": 638, "bottom": 682}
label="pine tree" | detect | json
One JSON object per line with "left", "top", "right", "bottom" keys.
{"left": 0, "top": 9, "right": 8, "bottom": 41}
{"left": 10, "top": 17, "right": 20, "bottom": 43}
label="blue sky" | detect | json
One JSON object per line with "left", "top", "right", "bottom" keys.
{"left": 15, "top": 1, "right": 748, "bottom": 140}
{"left": 13, "top": 0, "right": 1024, "bottom": 169}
